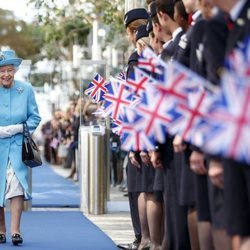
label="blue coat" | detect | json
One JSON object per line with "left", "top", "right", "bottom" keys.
{"left": 0, "top": 80, "right": 41, "bottom": 206}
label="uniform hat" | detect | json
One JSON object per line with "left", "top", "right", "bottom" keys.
{"left": 149, "top": 2, "right": 157, "bottom": 18}
{"left": 0, "top": 50, "right": 22, "bottom": 68}
{"left": 124, "top": 8, "right": 149, "bottom": 27}
{"left": 136, "top": 25, "right": 149, "bottom": 41}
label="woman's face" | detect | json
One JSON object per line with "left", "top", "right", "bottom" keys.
{"left": 149, "top": 33, "right": 162, "bottom": 55}
{"left": 0, "top": 65, "right": 15, "bottom": 88}
{"left": 126, "top": 28, "right": 136, "bottom": 46}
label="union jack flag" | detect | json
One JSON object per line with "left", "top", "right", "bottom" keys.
{"left": 103, "top": 77, "right": 134, "bottom": 122}
{"left": 138, "top": 47, "right": 166, "bottom": 75}
{"left": 202, "top": 69, "right": 250, "bottom": 164}
{"left": 84, "top": 73, "right": 108, "bottom": 103}
{"left": 135, "top": 86, "right": 177, "bottom": 143}
{"left": 225, "top": 37, "right": 250, "bottom": 80}
{"left": 155, "top": 61, "right": 207, "bottom": 104}
{"left": 139, "top": 47, "right": 168, "bottom": 83}
{"left": 198, "top": 38, "right": 250, "bottom": 163}
{"left": 125, "top": 67, "right": 155, "bottom": 96}
{"left": 120, "top": 112, "right": 156, "bottom": 152}
{"left": 168, "top": 87, "right": 217, "bottom": 145}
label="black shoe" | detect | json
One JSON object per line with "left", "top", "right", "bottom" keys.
{"left": 117, "top": 238, "right": 140, "bottom": 250}
{"left": 0, "top": 234, "right": 6, "bottom": 244}
{"left": 12, "top": 233, "right": 23, "bottom": 246}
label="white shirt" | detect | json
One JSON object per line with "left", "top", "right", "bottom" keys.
{"left": 162, "top": 39, "right": 172, "bottom": 49}
{"left": 172, "top": 27, "right": 183, "bottom": 41}
{"left": 191, "top": 10, "right": 202, "bottom": 26}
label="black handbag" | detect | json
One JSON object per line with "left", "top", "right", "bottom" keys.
{"left": 22, "top": 123, "right": 42, "bottom": 168}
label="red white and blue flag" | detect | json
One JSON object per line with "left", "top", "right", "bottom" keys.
{"left": 197, "top": 38, "right": 250, "bottom": 163}
{"left": 138, "top": 47, "right": 166, "bottom": 75}
{"left": 120, "top": 112, "right": 156, "bottom": 151}
{"left": 134, "top": 86, "right": 177, "bottom": 143}
{"left": 139, "top": 47, "right": 167, "bottom": 82}
{"left": 84, "top": 73, "right": 108, "bottom": 103}
{"left": 125, "top": 67, "right": 154, "bottom": 96}
{"left": 168, "top": 87, "right": 217, "bottom": 145}
{"left": 103, "top": 77, "right": 134, "bottom": 123}
{"left": 202, "top": 69, "right": 250, "bottom": 163}
{"left": 156, "top": 61, "right": 207, "bottom": 103}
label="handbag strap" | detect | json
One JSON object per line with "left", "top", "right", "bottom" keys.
{"left": 23, "top": 122, "right": 39, "bottom": 151}
{"left": 23, "top": 122, "right": 31, "bottom": 140}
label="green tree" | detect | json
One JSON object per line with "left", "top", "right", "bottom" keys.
{"left": 28, "top": 0, "right": 127, "bottom": 57}
{"left": 27, "top": 0, "right": 91, "bottom": 61}
{"left": 0, "top": 8, "right": 43, "bottom": 62}
{"left": 27, "top": 0, "right": 129, "bottom": 88}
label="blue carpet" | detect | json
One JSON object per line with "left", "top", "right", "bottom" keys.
{"left": 2, "top": 211, "right": 117, "bottom": 250}
{"left": 32, "top": 164, "right": 80, "bottom": 207}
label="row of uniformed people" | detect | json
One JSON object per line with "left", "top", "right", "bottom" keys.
{"left": 150, "top": 1, "right": 193, "bottom": 249}
{"left": 153, "top": 1, "right": 227, "bottom": 250}
{"left": 118, "top": 0, "right": 250, "bottom": 250}
{"left": 118, "top": 6, "right": 163, "bottom": 250}
{"left": 119, "top": 1, "right": 194, "bottom": 250}
{"left": 151, "top": 0, "right": 250, "bottom": 250}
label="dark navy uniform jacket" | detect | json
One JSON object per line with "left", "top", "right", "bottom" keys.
{"left": 126, "top": 50, "right": 139, "bottom": 80}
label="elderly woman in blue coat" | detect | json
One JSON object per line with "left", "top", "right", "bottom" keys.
{"left": 0, "top": 50, "right": 41, "bottom": 245}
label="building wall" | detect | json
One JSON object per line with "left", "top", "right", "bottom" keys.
{"left": 125, "top": 0, "right": 146, "bottom": 12}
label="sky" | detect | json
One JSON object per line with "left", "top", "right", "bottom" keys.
{"left": 0, "top": 0, "right": 71, "bottom": 22}
{"left": 0, "top": 0, "right": 34, "bottom": 22}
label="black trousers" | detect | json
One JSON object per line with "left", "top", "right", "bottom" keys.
{"left": 165, "top": 166, "right": 191, "bottom": 250}
{"left": 128, "top": 192, "right": 141, "bottom": 240}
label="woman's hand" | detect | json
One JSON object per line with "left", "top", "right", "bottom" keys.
{"left": 129, "top": 151, "right": 140, "bottom": 168}
{"left": 0, "top": 126, "right": 12, "bottom": 138}
{"left": 208, "top": 160, "right": 224, "bottom": 189}
{"left": 173, "top": 135, "right": 186, "bottom": 153}
{"left": 150, "top": 150, "right": 163, "bottom": 169}
{"left": 190, "top": 151, "right": 207, "bottom": 175}
{"left": 0, "top": 124, "right": 22, "bottom": 138}
{"left": 5, "top": 124, "right": 23, "bottom": 135}
{"left": 140, "top": 151, "right": 150, "bottom": 165}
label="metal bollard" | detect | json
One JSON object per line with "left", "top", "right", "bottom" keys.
{"left": 89, "top": 125, "right": 105, "bottom": 215}
{"left": 79, "top": 126, "right": 91, "bottom": 213}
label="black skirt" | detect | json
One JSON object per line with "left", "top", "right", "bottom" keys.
{"left": 136, "top": 162, "right": 155, "bottom": 193}
{"left": 153, "top": 167, "right": 164, "bottom": 192}
{"left": 127, "top": 156, "right": 140, "bottom": 193}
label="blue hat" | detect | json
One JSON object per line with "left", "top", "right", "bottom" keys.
{"left": 124, "top": 8, "right": 149, "bottom": 27}
{"left": 136, "top": 25, "right": 149, "bottom": 41}
{"left": 0, "top": 50, "right": 22, "bottom": 68}
{"left": 149, "top": 2, "right": 157, "bottom": 18}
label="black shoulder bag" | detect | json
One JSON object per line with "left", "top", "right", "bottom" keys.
{"left": 22, "top": 123, "right": 42, "bottom": 168}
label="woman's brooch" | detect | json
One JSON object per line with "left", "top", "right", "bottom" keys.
{"left": 16, "top": 87, "right": 24, "bottom": 94}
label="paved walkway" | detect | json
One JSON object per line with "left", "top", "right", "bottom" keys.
{"left": 86, "top": 212, "right": 134, "bottom": 246}
{"left": 39, "top": 165, "right": 134, "bottom": 247}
